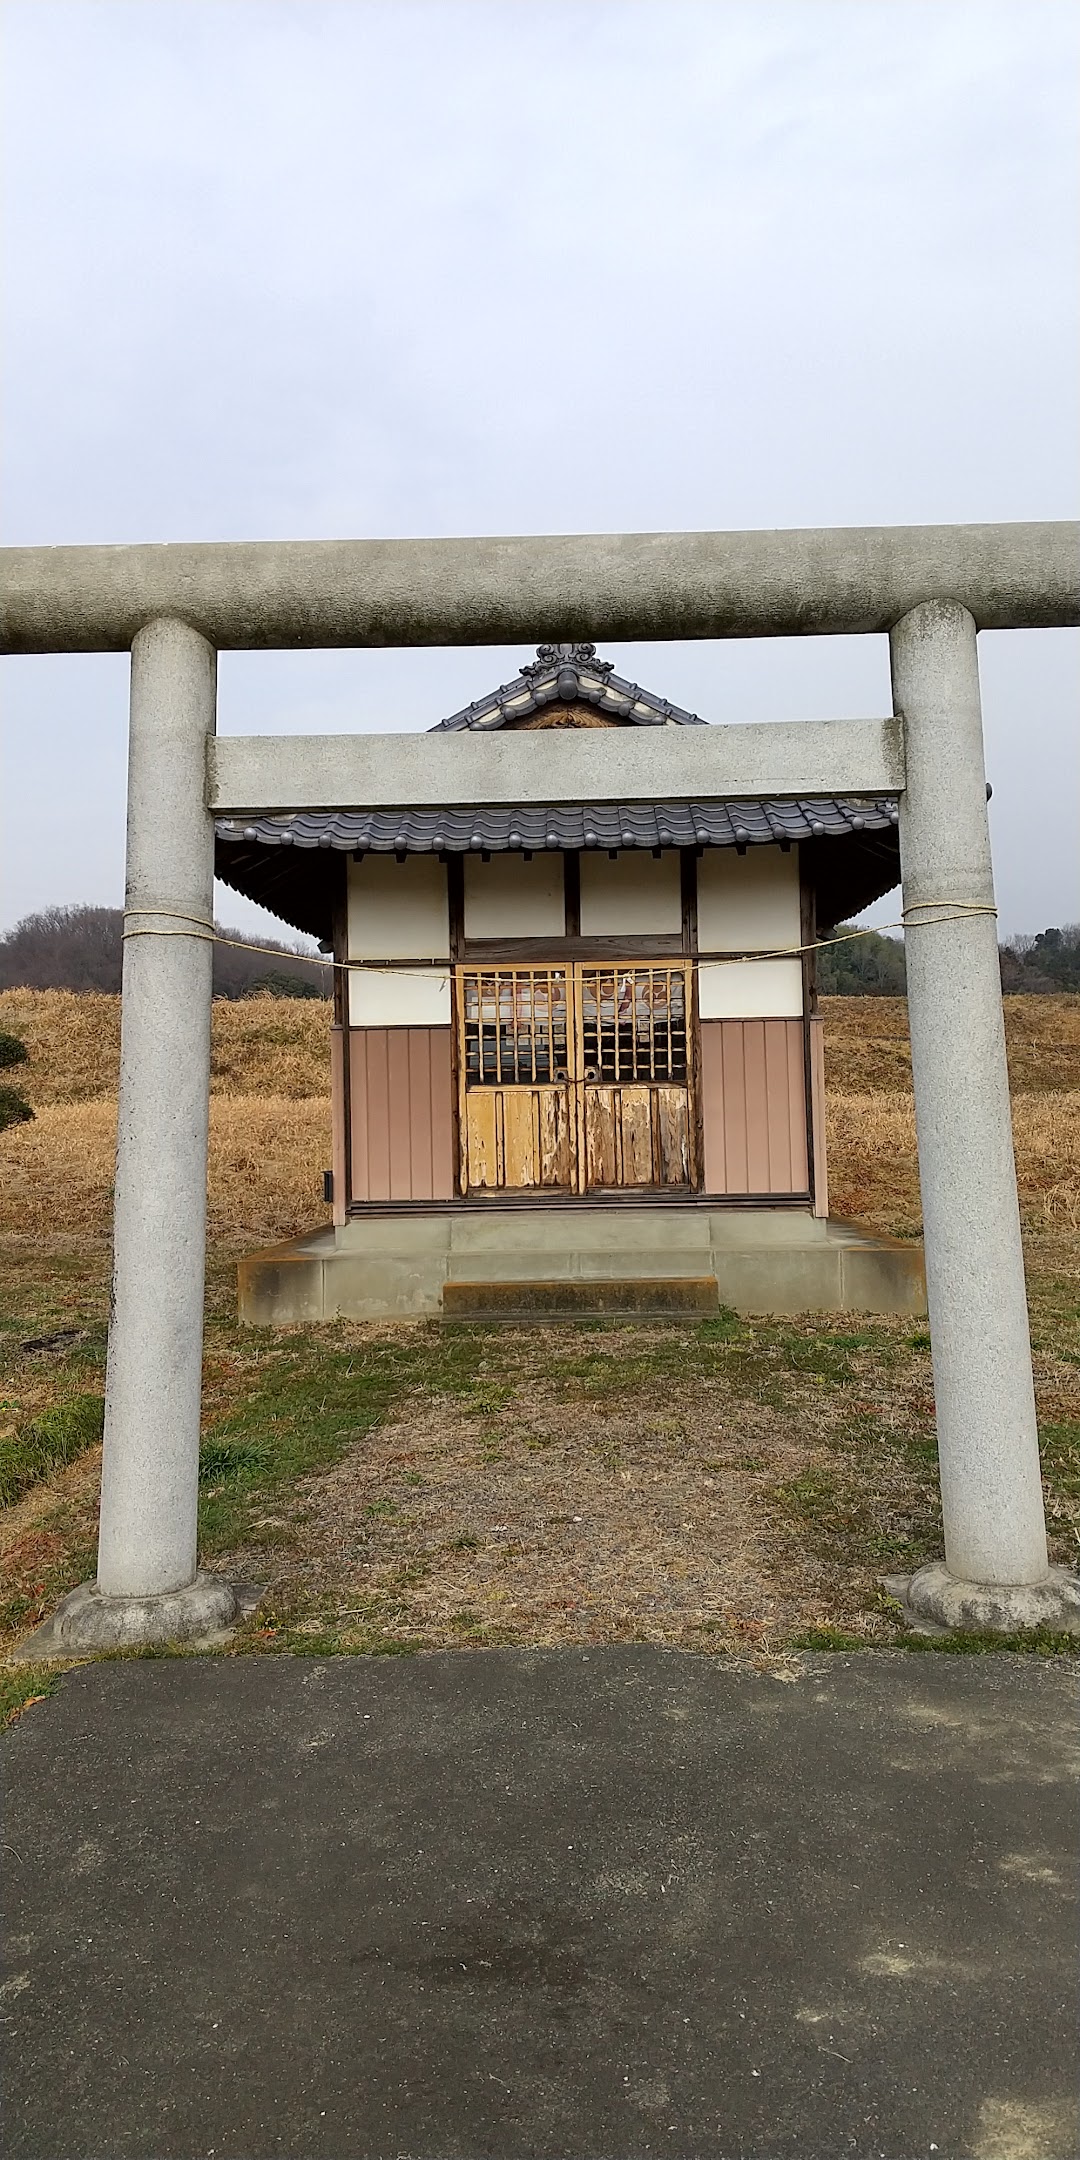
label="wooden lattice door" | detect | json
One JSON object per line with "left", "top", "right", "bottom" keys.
{"left": 576, "top": 963, "right": 695, "bottom": 1190}
{"left": 457, "top": 967, "right": 575, "bottom": 1192}
{"left": 456, "top": 962, "right": 696, "bottom": 1195}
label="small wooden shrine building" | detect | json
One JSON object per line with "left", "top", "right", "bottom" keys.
{"left": 216, "top": 643, "right": 923, "bottom": 1321}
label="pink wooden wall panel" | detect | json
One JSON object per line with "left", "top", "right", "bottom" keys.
{"left": 338, "top": 1021, "right": 817, "bottom": 1208}
{"left": 809, "top": 1015, "right": 829, "bottom": 1217}
{"left": 329, "top": 1029, "right": 348, "bottom": 1225}
{"left": 347, "top": 1028, "right": 454, "bottom": 1202}
{"left": 699, "top": 1019, "right": 810, "bottom": 1196}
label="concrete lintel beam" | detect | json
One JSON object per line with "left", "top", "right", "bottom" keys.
{"left": 208, "top": 716, "right": 905, "bottom": 815}
{"left": 1, "top": 521, "right": 1077, "bottom": 654}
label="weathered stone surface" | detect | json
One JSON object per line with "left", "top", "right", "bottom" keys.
{"left": 96, "top": 619, "right": 217, "bottom": 1602}
{"left": 2, "top": 520, "right": 1076, "bottom": 652}
{"left": 209, "top": 718, "right": 903, "bottom": 815}
{"left": 899, "top": 1560, "right": 1080, "bottom": 1636}
{"left": 893, "top": 602, "right": 1049, "bottom": 1589}
{"left": 10, "top": 1573, "right": 240, "bottom": 1659}
{"left": 237, "top": 1212, "right": 927, "bottom": 1323}
{"left": 440, "top": 1276, "right": 721, "bottom": 1322}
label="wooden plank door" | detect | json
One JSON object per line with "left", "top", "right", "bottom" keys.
{"left": 576, "top": 963, "right": 696, "bottom": 1190}
{"left": 456, "top": 961, "right": 697, "bottom": 1194}
{"left": 457, "top": 967, "right": 576, "bottom": 1192}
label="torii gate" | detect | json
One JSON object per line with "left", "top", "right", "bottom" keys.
{"left": 4, "top": 522, "right": 1079, "bottom": 1651}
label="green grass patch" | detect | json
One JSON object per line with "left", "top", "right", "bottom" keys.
{"left": 194, "top": 1326, "right": 492, "bottom": 1555}
{"left": 697, "top": 1307, "right": 743, "bottom": 1342}
{"left": 790, "top": 1624, "right": 1080, "bottom": 1655}
{"left": 791, "top": 1625, "right": 866, "bottom": 1651}
{"left": 771, "top": 1335, "right": 856, "bottom": 1383}
{"left": 1039, "top": 1421, "right": 1080, "bottom": 1501}
{"left": 477, "top": 1314, "right": 895, "bottom": 1411}
{"left": 0, "top": 1030, "right": 29, "bottom": 1070}
{"left": 286, "top": 1628, "right": 415, "bottom": 1657}
{"left": 863, "top": 1531, "right": 930, "bottom": 1568}
{"left": 0, "top": 1394, "right": 104, "bottom": 1506}
{"left": 902, "top": 1625, "right": 1080, "bottom": 1656}
{"left": 770, "top": 1436, "right": 941, "bottom": 1579}
{"left": 256, "top": 1620, "right": 425, "bottom": 1658}
{"left": 772, "top": 1466, "right": 846, "bottom": 1520}
{"left": 0, "top": 1085, "right": 33, "bottom": 1132}
{"left": 453, "top": 1380, "right": 515, "bottom": 1413}
{"left": 198, "top": 1439, "right": 271, "bottom": 1487}
{"left": 1, "top": 1664, "right": 63, "bottom": 1730}
{"left": 832, "top": 1410, "right": 939, "bottom": 1471}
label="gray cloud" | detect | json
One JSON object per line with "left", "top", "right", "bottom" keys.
{"left": 2, "top": 0, "right": 1077, "bottom": 940}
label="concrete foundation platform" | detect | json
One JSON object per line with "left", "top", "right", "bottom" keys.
{"left": 238, "top": 1207, "right": 926, "bottom": 1323}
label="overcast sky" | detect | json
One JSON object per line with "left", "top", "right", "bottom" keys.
{"left": 2, "top": 0, "right": 1077, "bottom": 944}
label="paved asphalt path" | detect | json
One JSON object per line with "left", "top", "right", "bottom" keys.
{"left": 2, "top": 1649, "right": 1077, "bottom": 2160}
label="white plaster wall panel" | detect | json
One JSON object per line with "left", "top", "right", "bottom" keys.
{"left": 579, "top": 850, "right": 682, "bottom": 935}
{"left": 698, "top": 958, "right": 804, "bottom": 1019}
{"left": 347, "top": 856, "right": 450, "bottom": 1025}
{"left": 349, "top": 968, "right": 451, "bottom": 1028}
{"left": 464, "top": 854, "right": 565, "bottom": 939}
{"left": 347, "top": 854, "right": 450, "bottom": 958}
{"left": 696, "top": 845, "right": 801, "bottom": 953}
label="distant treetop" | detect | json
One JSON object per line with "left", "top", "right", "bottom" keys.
{"left": 817, "top": 926, "right": 907, "bottom": 996}
{"left": 817, "top": 920, "right": 1079, "bottom": 995}
{"left": 998, "top": 924, "right": 1080, "bottom": 994}
{"left": 0, "top": 904, "right": 330, "bottom": 999}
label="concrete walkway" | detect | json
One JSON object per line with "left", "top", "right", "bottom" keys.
{"left": 3, "top": 1649, "right": 1077, "bottom": 2160}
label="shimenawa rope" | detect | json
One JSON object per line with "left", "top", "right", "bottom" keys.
{"left": 121, "top": 903, "right": 998, "bottom": 978}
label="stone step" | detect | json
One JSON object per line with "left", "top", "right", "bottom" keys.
{"left": 440, "top": 1277, "right": 721, "bottom": 1323}
{"left": 446, "top": 1251, "right": 715, "bottom": 1284}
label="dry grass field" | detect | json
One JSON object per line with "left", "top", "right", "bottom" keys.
{"left": 1, "top": 989, "right": 1078, "bottom": 1679}
{"left": 2, "top": 988, "right": 1078, "bottom": 1246}
{"left": 0, "top": 986, "right": 333, "bottom": 1106}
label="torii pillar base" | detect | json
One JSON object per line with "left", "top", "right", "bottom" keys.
{"left": 10, "top": 1573, "right": 244, "bottom": 1662}
{"left": 887, "top": 1563, "right": 1080, "bottom": 1638}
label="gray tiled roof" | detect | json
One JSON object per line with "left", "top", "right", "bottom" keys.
{"left": 432, "top": 643, "right": 706, "bottom": 730}
{"left": 216, "top": 797, "right": 899, "bottom": 855}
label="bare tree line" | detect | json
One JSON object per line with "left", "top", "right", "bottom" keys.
{"left": 0, "top": 906, "right": 330, "bottom": 999}
{"left": 817, "top": 922, "right": 1080, "bottom": 995}
{"left": 2, "top": 903, "right": 1077, "bottom": 1001}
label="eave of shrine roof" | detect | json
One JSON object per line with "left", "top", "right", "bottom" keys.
{"left": 216, "top": 796, "right": 899, "bottom": 854}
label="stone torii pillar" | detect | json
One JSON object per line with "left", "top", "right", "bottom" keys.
{"left": 892, "top": 601, "right": 1079, "bottom": 1632}
{"left": 32, "top": 617, "right": 238, "bottom": 1651}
